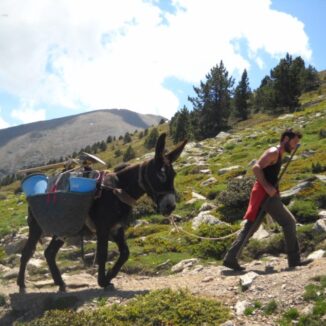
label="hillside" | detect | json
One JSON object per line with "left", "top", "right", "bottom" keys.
{"left": 0, "top": 85, "right": 325, "bottom": 324}
{"left": 0, "top": 109, "right": 163, "bottom": 178}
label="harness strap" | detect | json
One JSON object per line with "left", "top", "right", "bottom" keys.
{"left": 100, "top": 172, "right": 137, "bottom": 207}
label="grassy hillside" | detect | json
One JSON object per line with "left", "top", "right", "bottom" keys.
{"left": 0, "top": 75, "right": 325, "bottom": 324}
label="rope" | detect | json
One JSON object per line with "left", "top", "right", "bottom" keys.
{"left": 168, "top": 215, "right": 240, "bottom": 241}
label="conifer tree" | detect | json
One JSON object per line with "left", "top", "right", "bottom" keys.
{"left": 188, "top": 61, "right": 234, "bottom": 139}
{"left": 234, "top": 69, "right": 251, "bottom": 120}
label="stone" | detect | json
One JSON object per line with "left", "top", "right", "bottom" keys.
{"left": 201, "top": 177, "right": 217, "bottom": 186}
{"left": 307, "top": 249, "right": 325, "bottom": 260}
{"left": 171, "top": 259, "right": 199, "bottom": 273}
{"left": 191, "top": 192, "right": 206, "bottom": 200}
{"left": 252, "top": 225, "right": 270, "bottom": 240}
{"left": 218, "top": 165, "right": 241, "bottom": 175}
{"left": 199, "top": 202, "right": 217, "bottom": 212}
{"left": 240, "top": 272, "right": 258, "bottom": 291}
{"left": 4, "top": 237, "right": 27, "bottom": 255}
{"left": 192, "top": 211, "right": 225, "bottom": 230}
{"left": 280, "top": 180, "right": 312, "bottom": 200}
{"left": 215, "top": 131, "right": 231, "bottom": 139}
{"left": 235, "top": 300, "right": 249, "bottom": 315}
{"left": 318, "top": 210, "right": 326, "bottom": 219}
{"left": 313, "top": 218, "right": 326, "bottom": 233}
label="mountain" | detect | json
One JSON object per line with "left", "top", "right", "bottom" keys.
{"left": 0, "top": 109, "right": 164, "bottom": 178}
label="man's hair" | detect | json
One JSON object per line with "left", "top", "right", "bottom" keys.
{"left": 280, "top": 128, "right": 302, "bottom": 142}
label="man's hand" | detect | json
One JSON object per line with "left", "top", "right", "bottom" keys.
{"left": 265, "top": 184, "right": 277, "bottom": 197}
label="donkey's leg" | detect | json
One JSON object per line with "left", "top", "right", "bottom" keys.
{"left": 17, "top": 208, "right": 42, "bottom": 293}
{"left": 44, "top": 236, "right": 66, "bottom": 291}
{"left": 96, "top": 229, "right": 109, "bottom": 288}
{"left": 106, "top": 227, "right": 129, "bottom": 284}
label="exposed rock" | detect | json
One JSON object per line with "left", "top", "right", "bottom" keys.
{"left": 4, "top": 237, "right": 27, "bottom": 255}
{"left": 280, "top": 180, "right": 312, "bottom": 200}
{"left": 218, "top": 165, "right": 241, "bottom": 175}
{"left": 3, "top": 267, "right": 19, "bottom": 279}
{"left": 316, "top": 174, "right": 326, "bottom": 183}
{"left": 215, "top": 131, "right": 231, "bottom": 139}
{"left": 27, "top": 258, "right": 45, "bottom": 273}
{"left": 278, "top": 113, "right": 294, "bottom": 120}
{"left": 240, "top": 271, "right": 258, "bottom": 291}
{"left": 313, "top": 218, "right": 326, "bottom": 233}
{"left": 199, "top": 202, "right": 217, "bottom": 212}
{"left": 192, "top": 211, "right": 225, "bottom": 230}
{"left": 200, "top": 177, "right": 217, "bottom": 186}
{"left": 133, "top": 219, "right": 150, "bottom": 228}
{"left": 307, "top": 249, "right": 325, "bottom": 260}
{"left": 191, "top": 192, "right": 206, "bottom": 200}
{"left": 235, "top": 300, "right": 250, "bottom": 315}
{"left": 199, "top": 169, "right": 211, "bottom": 174}
{"left": 318, "top": 210, "right": 326, "bottom": 219}
{"left": 171, "top": 258, "right": 199, "bottom": 273}
{"left": 252, "top": 225, "right": 270, "bottom": 240}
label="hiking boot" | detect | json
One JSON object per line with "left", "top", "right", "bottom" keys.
{"left": 223, "top": 259, "right": 245, "bottom": 271}
{"left": 288, "top": 252, "right": 313, "bottom": 268}
{"left": 288, "top": 258, "right": 313, "bottom": 269}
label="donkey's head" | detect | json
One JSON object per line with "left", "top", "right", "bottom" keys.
{"left": 140, "top": 133, "right": 187, "bottom": 216}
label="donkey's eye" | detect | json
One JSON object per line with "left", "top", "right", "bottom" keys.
{"left": 160, "top": 167, "right": 166, "bottom": 173}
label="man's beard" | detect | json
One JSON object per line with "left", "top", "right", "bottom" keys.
{"left": 284, "top": 142, "right": 292, "bottom": 153}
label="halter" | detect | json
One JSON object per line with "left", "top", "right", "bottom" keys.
{"left": 138, "top": 160, "right": 175, "bottom": 204}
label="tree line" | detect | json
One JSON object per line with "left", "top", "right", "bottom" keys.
{"left": 169, "top": 53, "right": 320, "bottom": 142}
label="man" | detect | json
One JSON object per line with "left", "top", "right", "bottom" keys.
{"left": 223, "top": 128, "right": 313, "bottom": 271}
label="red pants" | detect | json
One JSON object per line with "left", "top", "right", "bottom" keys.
{"left": 243, "top": 181, "right": 268, "bottom": 222}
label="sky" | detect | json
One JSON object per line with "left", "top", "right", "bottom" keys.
{"left": 0, "top": 0, "right": 325, "bottom": 129}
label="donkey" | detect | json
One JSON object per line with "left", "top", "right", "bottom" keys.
{"left": 17, "top": 133, "right": 187, "bottom": 292}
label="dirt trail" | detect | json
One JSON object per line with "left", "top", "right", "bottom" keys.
{"left": 1, "top": 257, "right": 325, "bottom": 325}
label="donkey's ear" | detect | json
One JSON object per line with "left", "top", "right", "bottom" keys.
{"left": 166, "top": 139, "right": 187, "bottom": 163}
{"left": 154, "top": 133, "right": 166, "bottom": 162}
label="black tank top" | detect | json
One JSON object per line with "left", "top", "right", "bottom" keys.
{"left": 263, "top": 147, "right": 282, "bottom": 186}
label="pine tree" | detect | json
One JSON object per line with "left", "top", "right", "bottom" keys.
{"left": 123, "top": 145, "right": 136, "bottom": 162}
{"left": 188, "top": 61, "right": 234, "bottom": 139}
{"left": 144, "top": 128, "right": 159, "bottom": 149}
{"left": 234, "top": 69, "right": 251, "bottom": 120}
{"left": 170, "top": 106, "right": 191, "bottom": 143}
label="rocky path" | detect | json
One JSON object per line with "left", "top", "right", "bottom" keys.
{"left": 1, "top": 255, "right": 326, "bottom": 325}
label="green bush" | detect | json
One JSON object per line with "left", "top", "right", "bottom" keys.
{"left": 190, "top": 224, "right": 238, "bottom": 259}
{"left": 0, "top": 294, "right": 6, "bottom": 307}
{"left": 25, "top": 289, "right": 230, "bottom": 326}
{"left": 133, "top": 196, "right": 156, "bottom": 218}
{"left": 218, "top": 176, "right": 255, "bottom": 210}
{"left": 263, "top": 299, "right": 278, "bottom": 315}
{"left": 291, "top": 200, "right": 318, "bottom": 223}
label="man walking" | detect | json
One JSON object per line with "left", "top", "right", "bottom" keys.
{"left": 223, "top": 128, "right": 313, "bottom": 271}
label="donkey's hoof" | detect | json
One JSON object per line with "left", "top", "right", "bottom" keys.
{"left": 104, "top": 283, "right": 115, "bottom": 291}
{"left": 58, "top": 284, "right": 67, "bottom": 292}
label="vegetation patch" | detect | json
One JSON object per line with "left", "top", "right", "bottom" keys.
{"left": 24, "top": 289, "right": 230, "bottom": 326}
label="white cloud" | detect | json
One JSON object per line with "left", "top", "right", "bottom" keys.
{"left": 11, "top": 105, "right": 46, "bottom": 124}
{"left": 0, "top": 116, "right": 10, "bottom": 129}
{"left": 0, "top": 0, "right": 312, "bottom": 119}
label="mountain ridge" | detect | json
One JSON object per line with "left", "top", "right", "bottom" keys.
{"left": 0, "top": 108, "right": 164, "bottom": 178}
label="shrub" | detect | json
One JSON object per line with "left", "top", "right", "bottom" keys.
{"left": 190, "top": 224, "right": 238, "bottom": 259}
{"left": 133, "top": 196, "right": 156, "bottom": 218}
{"left": 263, "top": 299, "right": 277, "bottom": 315}
{"left": 218, "top": 176, "right": 255, "bottom": 209}
{"left": 291, "top": 200, "right": 318, "bottom": 223}
{"left": 0, "top": 294, "right": 5, "bottom": 307}
{"left": 26, "top": 289, "right": 230, "bottom": 326}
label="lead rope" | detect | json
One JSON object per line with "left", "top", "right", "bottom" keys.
{"left": 168, "top": 214, "right": 240, "bottom": 241}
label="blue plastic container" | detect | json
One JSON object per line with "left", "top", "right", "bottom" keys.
{"left": 69, "top": 177, "right": 97, "bottom": 192}
{"left": 21, "top": 174, "right": 48, "bottom": 197}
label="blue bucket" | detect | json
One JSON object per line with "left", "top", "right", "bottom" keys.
{"left": 69, "top": 177, "right": 97, "bottom": 192}
{"left": 22, "top": 174, "right": 48, "bottom": 197}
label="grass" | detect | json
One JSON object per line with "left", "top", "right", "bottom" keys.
{"left": 22, "top": 289, "right": 230, "bottom": 326}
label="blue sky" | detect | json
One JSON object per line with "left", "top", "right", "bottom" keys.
{"left": 0, "top": 0, "right": 325, "bottom": 129}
